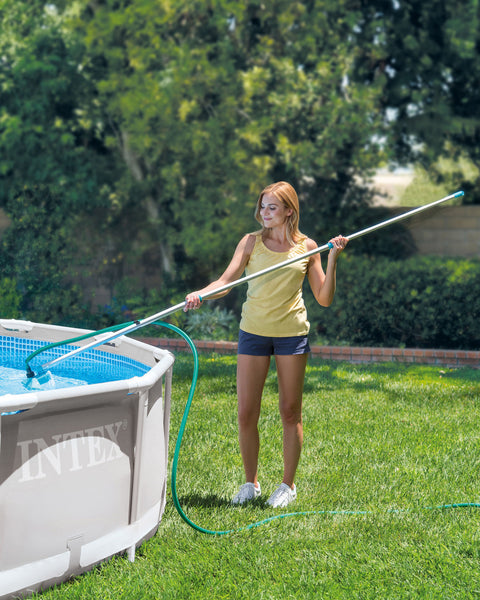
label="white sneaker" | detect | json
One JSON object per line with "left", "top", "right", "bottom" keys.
{"left": 231, "top": 482, "right": 261, "bottom": 505}
{"left": 266, "top": 483, "right": 297, "bottom": 508}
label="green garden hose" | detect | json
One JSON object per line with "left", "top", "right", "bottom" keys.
{"left": 158, "top": 322, "right": 480, "bottom": 535}
{"left": 25, "top": 320, "right": 480, "bottom": 536}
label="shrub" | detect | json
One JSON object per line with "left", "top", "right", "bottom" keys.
{"left": 185, "top": 305, "right": 237, "bottom": 341}
{"left": 305, "top": 255, "right": 480, "bottom": 350}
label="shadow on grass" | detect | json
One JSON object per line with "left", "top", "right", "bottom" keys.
{"left": 177, "top": 493, "right": 231, "bottom": 509}
{"left": 303, "top": 359, "right": 480, "bottom": 395}
{"left": 177, "top": 493, "right": 266, "bottom": 510}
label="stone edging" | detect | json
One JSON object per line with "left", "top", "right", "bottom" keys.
{"left": 136, "top": 337, "right": 479, "bottom": 369}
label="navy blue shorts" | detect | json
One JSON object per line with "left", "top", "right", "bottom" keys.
{"left": 237, "top": 329, "right": 311, "bottom": 356}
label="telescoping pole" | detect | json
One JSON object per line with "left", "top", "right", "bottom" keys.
{"left": 36, "top": 190, "right": 463, "bottom": 375}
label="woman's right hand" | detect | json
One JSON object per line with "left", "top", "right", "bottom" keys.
{"left": 183, "top": 292, "right": 203, "bottom": 312}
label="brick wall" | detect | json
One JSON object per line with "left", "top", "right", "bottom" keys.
{"left": 138, "top": 337, "right": 480, "bottom": 368}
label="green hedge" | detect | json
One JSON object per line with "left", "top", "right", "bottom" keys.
{"left": 305, "top": 256, "right": 480, "bottom": 350}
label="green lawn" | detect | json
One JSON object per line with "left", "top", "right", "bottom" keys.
{"left": 37, "top": 353, "right": 480, "bottom": 599}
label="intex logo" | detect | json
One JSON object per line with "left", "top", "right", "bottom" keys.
{"left": 17, "top": 420, "right": 128, "bottom": 483}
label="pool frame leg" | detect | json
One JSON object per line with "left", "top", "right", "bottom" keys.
{"left": 127, "top": 388, "right": 149, "bottom": 562}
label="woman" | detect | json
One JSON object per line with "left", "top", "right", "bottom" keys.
{"left": 184, "top": 181, "right": 348, "bottom": 508}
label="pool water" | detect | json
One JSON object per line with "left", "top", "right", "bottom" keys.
{"left": 0, "top": 335, "right": 150, "bottom": 396}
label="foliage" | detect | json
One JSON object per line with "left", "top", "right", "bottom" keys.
{"left": 90, "top": 275, "right": 239, "bottom": 340}
{"left": 72, "top": 0, "right": 389, "bottom": 288}
{"left": 185, "top": 305, "right": 237, "bottom": 341}
{"left": 0, "top": 276, "right": 21, "bottom": 318}
{"left": 1, "top": 0, "right": 480, "bottom": 324}
{"left": 0, "top": 185, "right": 90, "bottom": 324}
{"left": 0, "top": 0, "right": 121, "bottom": 323}
{"left": 0, "top": 1, "right": 115, "bottom": 206}
{"left": 305, "top": 254, "right": 480, "bottom": 349}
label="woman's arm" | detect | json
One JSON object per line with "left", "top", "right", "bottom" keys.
{"left": 184, "top": 234, "right": 256, "bottom": 311}
{"left": 307, "top": 235, "right": 348, "bottom": 307}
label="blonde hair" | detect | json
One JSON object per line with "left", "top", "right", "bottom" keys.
{"left": 254, "top": 181, "right": 306, "bottom": 246}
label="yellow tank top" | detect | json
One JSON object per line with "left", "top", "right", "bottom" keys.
{"left": 239, "top": 235, "right": 310, "bottom": 337}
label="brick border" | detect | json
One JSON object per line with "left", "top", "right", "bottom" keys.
{"left": 137, "top": 337, "right": 479, "bottom": 369}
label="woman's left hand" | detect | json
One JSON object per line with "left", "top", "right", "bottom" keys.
{"left": 328, "top": 235, "right": 349, "bottom": 256}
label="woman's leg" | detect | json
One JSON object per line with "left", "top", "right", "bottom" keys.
{"left": 236, "top": 353, "right": 271, "bottom": 484}
{"left": 274, "top": 353, "right": 308, "bottom": 488}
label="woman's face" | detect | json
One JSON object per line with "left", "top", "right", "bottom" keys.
{"left": 259, "top": 193, "right": 292, "bottom": 229}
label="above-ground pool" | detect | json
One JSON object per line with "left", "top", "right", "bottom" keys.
{"left": 0, "top": 319, "right": 174, "bottom": 600}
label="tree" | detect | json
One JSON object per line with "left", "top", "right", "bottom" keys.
{"left": 0, "top": 2, "right": 114, "bottom": 206}
{"left": 0, "top": 0, "right": 406, "bottom": 324}
{"left": 352, "top": 0, "right": 480, "bottom": 203}
{"left": 0, "top": 0, "right": 122, "bottom": 321}
{"left": 75, "top": 0, "right": 391, "bottom": 292}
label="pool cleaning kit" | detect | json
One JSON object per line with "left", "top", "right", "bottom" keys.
{"left": 23, "top": 188, "right": 479, "bottom": 532}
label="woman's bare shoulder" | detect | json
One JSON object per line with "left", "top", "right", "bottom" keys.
{"left": 240, "top": 232, "right": 259, "bottom": 252}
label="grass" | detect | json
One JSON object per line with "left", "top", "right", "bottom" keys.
{"left": 35, "top": 353, "right": 480, "bottom": 599}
